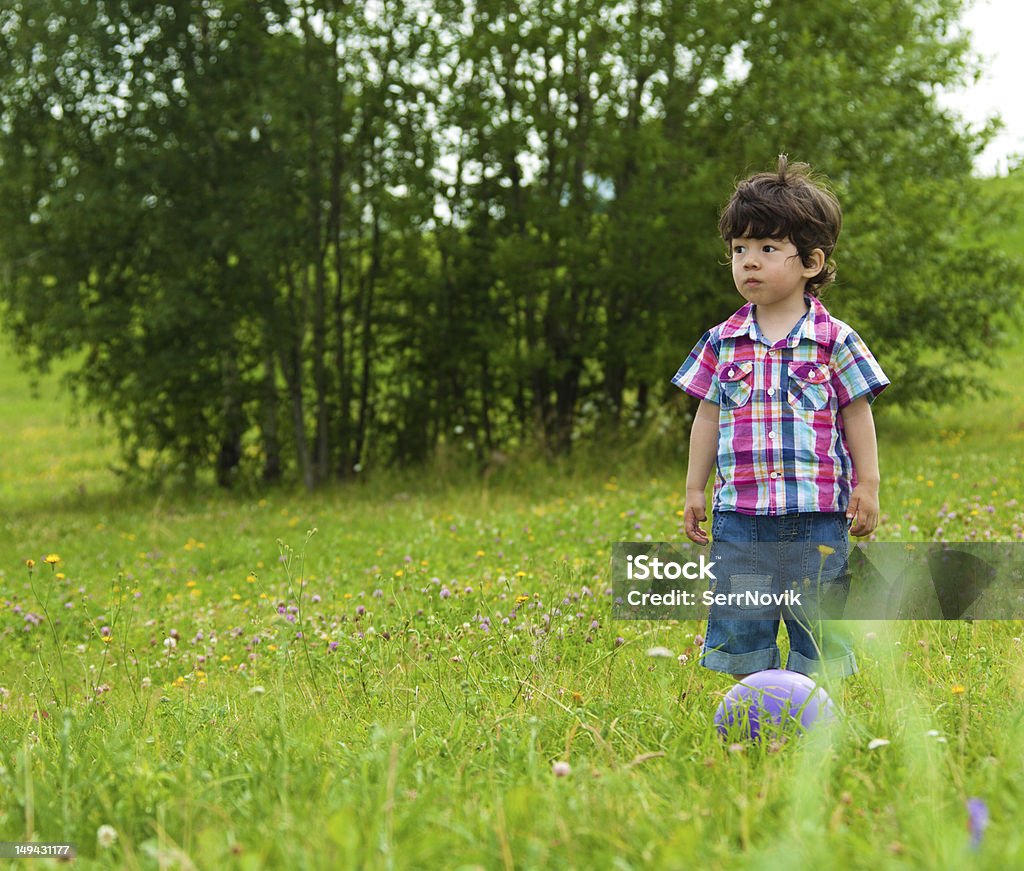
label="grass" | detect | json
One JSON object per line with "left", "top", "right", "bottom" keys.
{"left": 3, "top": 332, "right": 1024, "bottom": 870}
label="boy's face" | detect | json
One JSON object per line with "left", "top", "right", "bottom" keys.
{"left": 729, "top": 235, "right": 823, "bottom": 310}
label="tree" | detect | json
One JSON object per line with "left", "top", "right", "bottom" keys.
{"left": 1, "top": 0, "right": 1015, "bottom": 487}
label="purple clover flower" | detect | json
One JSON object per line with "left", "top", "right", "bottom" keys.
{"left": 967, "top": 798, "right": 989, "bottom": 850}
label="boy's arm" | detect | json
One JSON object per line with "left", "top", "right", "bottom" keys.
{"left": 840, "top": 396, "right": 881, "bottom": 537}
{"left": 684, "top": 400, "right": 719, "bottom": 544}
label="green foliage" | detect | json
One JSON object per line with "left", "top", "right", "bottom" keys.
{"left": 0, "top": 0, "right": 1019, "bottom": 487}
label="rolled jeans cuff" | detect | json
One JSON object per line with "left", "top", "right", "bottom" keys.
{"left": 700, "top": 644, "right": 781, "bottom": 675}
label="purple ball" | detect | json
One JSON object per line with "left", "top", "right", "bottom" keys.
{"left": 714, "top": 669, "right": 836, "bottom": 740}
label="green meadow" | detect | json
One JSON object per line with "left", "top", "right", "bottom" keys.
{"left": 2, "top": 250, "right": 1024, "bottom": 868}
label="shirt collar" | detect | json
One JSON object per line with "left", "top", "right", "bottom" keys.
{"left": 720, "top": 294, "right": 833, "bottom": 346}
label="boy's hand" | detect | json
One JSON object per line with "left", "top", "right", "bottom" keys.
{"left": 684, "top": 489, "right": 710, "bottom": 544}
{"left": 847, "top": 483, "right": 880, "bottom": 537}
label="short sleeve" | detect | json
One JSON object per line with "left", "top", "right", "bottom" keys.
{"left": 829, "top": 330, "right": 889, "bottom": 407}
{"left": 671, "top": 330, "right": 721, "bottom": 404}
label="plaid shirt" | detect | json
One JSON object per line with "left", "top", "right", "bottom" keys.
{"left": 672, "top": 295, "right": 889, "bottom": 515}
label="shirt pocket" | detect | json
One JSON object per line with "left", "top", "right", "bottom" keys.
{"left": 718, "top": 361, "right": 754, "bottom": 409}
{"left": 787, "top": 361, "right": 831, "bottom": 411}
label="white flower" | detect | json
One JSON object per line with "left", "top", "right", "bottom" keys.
{"left": 646, "top": 646, "right": 675, "bottom": 658}
{"left": 677, "top": 653, "right": 689, "bottom": 663}
{"left": 552, "top": 760, "right": 571, "bottom": 777}
{"left": 867, "top": 738, "right": 890, "bottom": 750}
{"left": 97, "top": 825, "right": 117, "bottom": 848}
{"left": 163, "top": 637, "right": 176, "bottom": 649}
{"left": 250, "top": 685, "right": 266, "bottom": 694}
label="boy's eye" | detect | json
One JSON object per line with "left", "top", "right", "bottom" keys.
{"left": 732, "top": 246, "right": 746, "bottom": 255}
{"left": 763, "top": 245, "right": 777, "bottom": 253}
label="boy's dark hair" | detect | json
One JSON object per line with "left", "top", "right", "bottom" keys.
{"left": 718, "top": 155, "right": 843, "bottom": 296}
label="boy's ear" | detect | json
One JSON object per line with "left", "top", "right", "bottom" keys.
{"left": 802, "top": 247, "right": 826, "bottom": 277}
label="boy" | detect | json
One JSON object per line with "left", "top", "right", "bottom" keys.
{"left": 673, "top": 156, "right": 888, "bottom": 680}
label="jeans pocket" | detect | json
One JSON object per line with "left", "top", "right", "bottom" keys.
{"left": 721, "top": 573, "right": 774, "bottom": 612}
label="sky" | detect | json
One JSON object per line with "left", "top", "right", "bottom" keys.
{"left": 938, "top": 0, "right": 1024, "bottom": 175}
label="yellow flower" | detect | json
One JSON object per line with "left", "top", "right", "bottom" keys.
{"left": 572, "top": 691, "right": 584, "bottom": 705}
{"left": 951, "top": 685, "right": 966, "bottom": 695}
{"left": 44, "top": 554, "right": 61, "bottom": 565}
{"left": 101, "top": 636, "right": 113, "bottom": 644}
{"left": 25, "top": 559, "right": 36, "bottom": 570}
{"left": 817, "top": 545, "right": 835, "bottom": 556}
{"left": 516, "top": 595, "right": 530, "bottom": 604}
{"left": 246, "top": 573, "right": 257, "bottom": 584}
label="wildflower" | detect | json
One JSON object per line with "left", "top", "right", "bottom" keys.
{"left": 25, "top": 559, "right": 35, "bottom": 570}
{"left": 44, "top": 554, "right": 61, "bottom": 566}
{"left": 97, "top": 825, "right": 117, "bottom": 848}
{"left": 867, "top": 738, "right": 890, "bottom": 750}
{"left": 552, "top": 760, "right": 571, "bottom": 777}
{"left": 967, "top": 798, "right": 989, "bottom": 850}
{"left": 439, "top": 587, "right": 451, "bottom": 600}
{"left": 817, "top": 545, "right": 835, "bottom": 556}
{"left": 952, "top": 685, "right": 966, "bottom": 696}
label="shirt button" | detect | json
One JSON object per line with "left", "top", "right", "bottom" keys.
{"left": 727, "top": 369, "right": 735, "bottom": 377}
{"left": 768, "top": 431, "right": 776, "bottom": 439}
{"left": 768, "top": 350, "right": 776, "bottom": 356}
{"left": 770, "top": 472, "right": 779, "bottom": 479}
{"left": 767, "top": 388, "right": 775, "bottom": 397}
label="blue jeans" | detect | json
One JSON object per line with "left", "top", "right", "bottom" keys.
{"left": 701, "top": 511, "right": 856, "bottom": 678}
